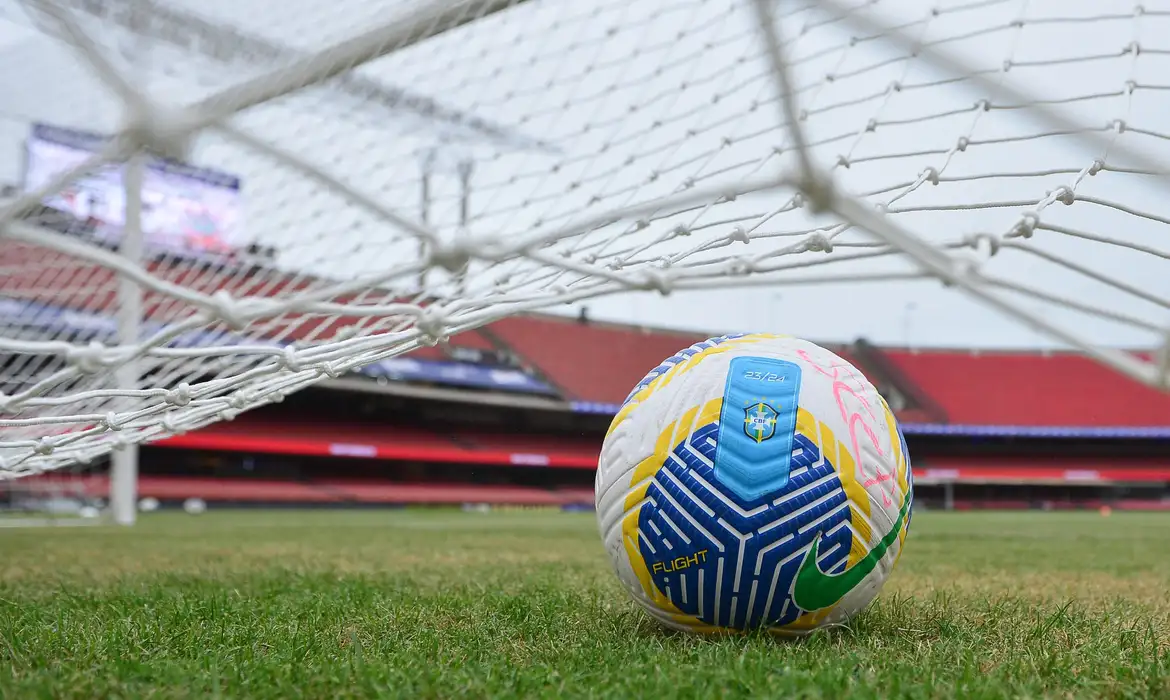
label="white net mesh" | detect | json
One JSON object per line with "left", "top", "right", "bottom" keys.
{"left": 2, "top": 0, "right": 1169, "bottom": 475}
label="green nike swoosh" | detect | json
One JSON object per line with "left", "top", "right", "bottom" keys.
{"left": 791, "top": 492, "right": 911, "bottom": 612}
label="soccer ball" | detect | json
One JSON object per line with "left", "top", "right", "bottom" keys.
{"left": 183, "top": 497, "right": 207, "bottom": 515}
{"left": 595, "top": 334, "right": 913, "bottom": 634}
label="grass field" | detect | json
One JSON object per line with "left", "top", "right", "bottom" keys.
{"left": 1, "top": 509, "right": 1167, "bottom": 699}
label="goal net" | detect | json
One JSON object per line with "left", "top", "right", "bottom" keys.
{"left": 1, "top": 0, "right": 1169, "bottom": 481}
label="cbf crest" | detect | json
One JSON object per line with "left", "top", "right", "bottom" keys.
{"left": 743, "top": 401, "right": 779, "bottom": 443}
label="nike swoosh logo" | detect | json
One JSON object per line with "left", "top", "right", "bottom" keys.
{"left": 791, "top": 491, "right": 911, "bottom": 612}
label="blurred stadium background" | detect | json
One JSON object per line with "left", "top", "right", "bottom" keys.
{"left": 2, "top": 0, "right": 1169, "bottom": 522}
{"left": 6, "top": 258, "right": 1169, "bottom": 519}
{"left": 2, "top": 2, "right": 1169, "bottom": 694}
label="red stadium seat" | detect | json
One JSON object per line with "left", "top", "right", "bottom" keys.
{"left": 885, "top": 349, "right": 1170, "bottom": 427}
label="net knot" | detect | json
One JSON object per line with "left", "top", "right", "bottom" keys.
{"left": 921, "top": 167, "right": 940, "bottom": 185}
{"left": 429, "top": 241, "right": 472, "bottom": 272}
{"left": 1089, "top": 160, "right": 1105, "bottom": 176}
{"left": 164, "top": 383, "right": 192, "bottom": 407}
{"left": 33, "top": 437, "right": 54, "bottom": 456}
{"left": 416, "top": 309, "right": 449, "bottom": 345}
{"left": 103, "top": 412, "right": 126, "bottom": 431}
{"left": 727, "top": 257, "right": 754, "bottom": 276}
{"left": 320, "top": 363, "right": 342, "bottom": 379}
{"left": 66, "top": 341, "right": 108, "bottom": 374}
{"left": 729, "top": 226, "right": 750, "bottom": 244}
{"left": 804, "top": 233, "right": 834, "bottom": 253}
{"left": 965, "top": 233, "right": 1001, "bottom": 256}
{"left": 800, "top": 175, "right": 835, "bottom": 214}
{"left": 1053, "top": 186, "right": 1076, "bottom": 205}
{"left": 1012, "top": 213, "right": 1039, "bottom": 238}
{"left": 229, "top": 393, "right": 250, "bottom": 410}
{"left": 161, "top": 415, "right": 181, "bottom": 436}
{"left": 120, "top": 101, "right": 198, "bottom": 163}
{"left": 639, "top": 270, "right": 673, "bottom": 295}
{"left": 1111, "top": 119, "right": 1127, "bottom": 133}
{"left": 210, "top": 290, "right": 246, "bottom": 330}
{"left": 280, "top": 346, "right": 303, "bottom": 372}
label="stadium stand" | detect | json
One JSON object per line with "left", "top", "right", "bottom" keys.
{"left": 489, "top": 315, "right": 709, "bottom": 404}
{"left": 4, "top": 279, "right": 1169, "bottom": 510}
{"left": 883, "top": 348, "right": 1170, "bottom": 428}
{"left": 154, "top": 416, "right": 599, "bottom": 468}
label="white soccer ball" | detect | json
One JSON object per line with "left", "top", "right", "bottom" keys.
{"left": 183, "top": 497, "right": 207, "bottom": 515}
{"left": 595, "top": 334, "right": 913, "bottom": 635}
{"left": 138, "top": 497, "right": 160, "bottom": 513}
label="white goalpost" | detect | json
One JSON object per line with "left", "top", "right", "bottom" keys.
{"left": 1, "top": 0, "right": 1169, "bottom": 522}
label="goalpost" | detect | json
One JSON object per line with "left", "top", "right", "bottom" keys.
{"left": 1, "top": 0, "right": 1168, "bottom": 523}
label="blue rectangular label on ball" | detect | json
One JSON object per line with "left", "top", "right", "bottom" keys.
{"left": 713, "top": 356, "right": 802, "bottom": 501}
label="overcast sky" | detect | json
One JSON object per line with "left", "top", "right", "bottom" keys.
{"left": 0, "top": 0, "right": 1167, "bottom": 351}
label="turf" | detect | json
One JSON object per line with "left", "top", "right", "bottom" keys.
{"left": 0, "top": 509, "right": 1167, "bottom": 699}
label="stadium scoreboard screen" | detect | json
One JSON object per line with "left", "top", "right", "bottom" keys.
{"left": 22, "top": 123, "right": 244, "bottom": 257}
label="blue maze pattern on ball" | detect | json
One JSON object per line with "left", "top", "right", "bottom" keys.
{"left": 636, "top": 423, "right": 854, "bottom": 629}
